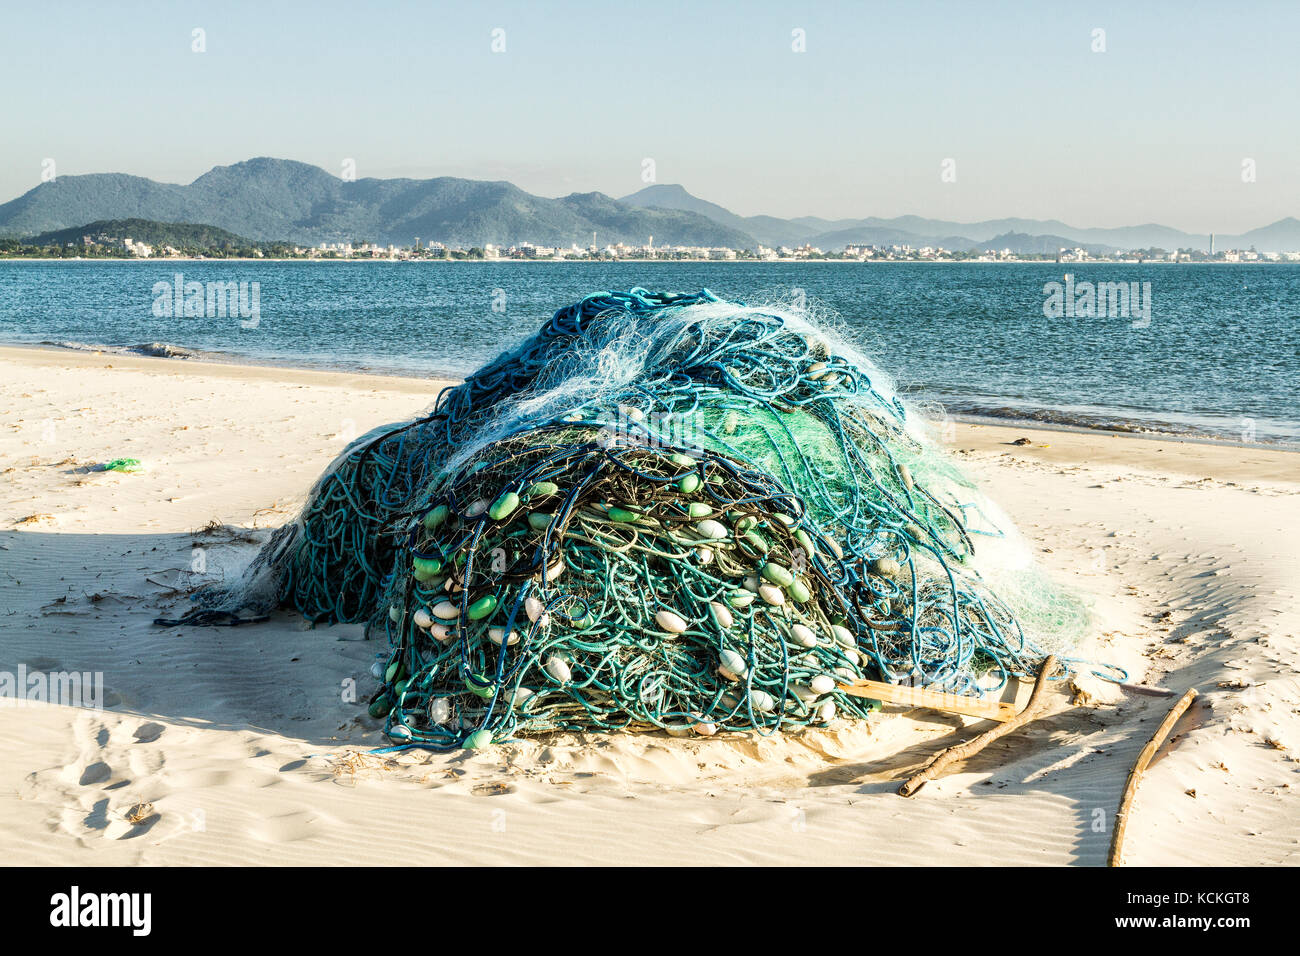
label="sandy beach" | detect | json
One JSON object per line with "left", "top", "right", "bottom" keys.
{"left": 1, "top": 343, "right": 1296, "bottom": 866}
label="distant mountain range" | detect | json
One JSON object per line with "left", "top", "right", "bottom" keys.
{"left": 2, "top": 157, "right": 1298, "bottom": 253}
{"left": 0, "top": 158, "right": 750, "bottom": 250}
{"left": 622, "top": 184, "right": 1300, "bottom": 253}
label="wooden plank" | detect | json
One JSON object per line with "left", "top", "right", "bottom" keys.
{"left": 840, "top": 678, "right": 1019, "bottom": 722}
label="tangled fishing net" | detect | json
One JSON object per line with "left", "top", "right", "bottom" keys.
{"left": 170, "top": 288, "right": 1095, "bottom": 749}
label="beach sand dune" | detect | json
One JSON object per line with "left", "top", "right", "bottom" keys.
{"left": 1, "top": 346, "right": 1296, "bottom": 865}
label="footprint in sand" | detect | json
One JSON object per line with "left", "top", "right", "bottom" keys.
{"left": 132, "top": 721, "right": 165, "bottom": 743}
{"left": 78, "top": 761, "right": 112, "bottom": 786}
{"left": 37, "top": 713, "right": 175, "bottom": 842}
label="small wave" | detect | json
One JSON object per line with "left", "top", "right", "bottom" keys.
{"left": 126, "top": 342, "right": 198, "bottom": 359}
{"left": 939, "top": 401, "right": 1171, "bottom": 435}
{"left": 923, "top": 399, "right": 1298, "bottom": 449}
{"left": 38, "top": 340, "right": 198, "bottom": 360}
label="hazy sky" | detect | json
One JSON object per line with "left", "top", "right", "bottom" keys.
{"left": 2, "top": 0, "right": 1296, "bottom": 232}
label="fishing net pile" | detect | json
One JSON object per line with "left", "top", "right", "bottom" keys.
{"left": 178, "top": 288, "right": 1088, "bottom": 749}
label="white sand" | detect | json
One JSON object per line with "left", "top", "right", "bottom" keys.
{"left": 1, "top": 345, "right": 1296, "bottom": 865}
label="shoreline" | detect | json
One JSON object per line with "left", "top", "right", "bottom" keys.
{"left": 4, "top": 340, "right": 1295, "bottom": 456}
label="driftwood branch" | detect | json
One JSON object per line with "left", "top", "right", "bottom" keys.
{"left": 898, "top": 654, "right": 1059, "bottom": 797}
{"left": 1107, "top": 687, "right": 1199, "bottom": 866}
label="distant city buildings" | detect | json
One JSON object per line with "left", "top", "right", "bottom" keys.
{"left": 15, "top": 229, "right": 1300, "bottom": 264}
{"left": 75, "top": 233, "right": 154, "bottom": 257}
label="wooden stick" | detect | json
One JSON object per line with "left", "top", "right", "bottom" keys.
{"left": 897, "top": 654, "right": 1058, "bottom": 797}
{"left": 1107, "top": 687, "right": 1198, "bottom": 867}
{"left": 840, "top": 678, "right": 1019, "bottom": 722}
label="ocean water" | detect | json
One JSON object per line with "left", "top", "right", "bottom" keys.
{"left": 1, "top": 259, "right": 1297, "bottom": 446}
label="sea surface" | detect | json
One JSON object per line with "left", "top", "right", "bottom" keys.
{"left": 1, "top": 260, "right": 1297, "bottom": 445}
